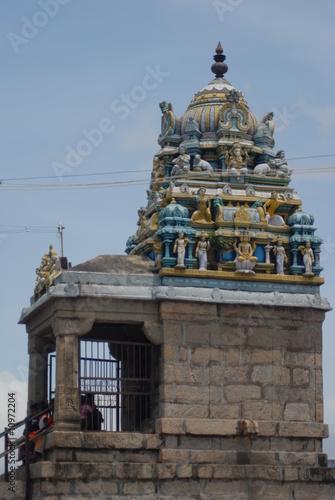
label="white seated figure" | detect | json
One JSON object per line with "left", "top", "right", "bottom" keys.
{"left": 171, "top": 146, "right": 191, "bottom": 176}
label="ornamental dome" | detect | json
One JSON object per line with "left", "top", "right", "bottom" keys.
{"left": 179, "top": 43, "right": 259, "bottom": 138}
{"left": 287, "top": 208, "right": 314, "bottom": 227}
{"left": 180, "top": 77, "right": 236, "bottom": 135}
{"left": 159, "top": 198, "right": 189, "bottom": 220}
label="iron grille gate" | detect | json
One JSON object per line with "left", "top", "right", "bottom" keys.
{"left": 79, "top": 339, "right": 154, "bottom": 432}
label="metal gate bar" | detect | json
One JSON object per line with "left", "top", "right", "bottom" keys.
{"left": 79, "top": 339, "right": 153, "bottom": 432}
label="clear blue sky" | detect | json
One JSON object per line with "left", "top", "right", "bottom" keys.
{"left": 1, "top": 0, "right": 335, "bottom": 456}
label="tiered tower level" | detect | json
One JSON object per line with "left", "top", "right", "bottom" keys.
{"left": 126, "top": 42, "right": 323, "bottom": 292}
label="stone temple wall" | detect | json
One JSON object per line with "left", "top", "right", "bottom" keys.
{"left": 17, "top": 285, "right": 335, "bottom": 499}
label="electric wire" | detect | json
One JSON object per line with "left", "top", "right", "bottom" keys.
{"left": 1, "top": 167, "right": 334, "bottom": 191}
{"left": 1, "top": 153, "right": 335, "bottom": 184}
{"left": 0, "top": 224, "right": 60, "bottom": 235}
{"left": 0, "top": 179, "right": 150, "bottom": 191}
{"left": 1, "top": 154, "right": 334, "bottom": 232}
{"left": 1, "top": 169, "right": 151, "bottom": 182}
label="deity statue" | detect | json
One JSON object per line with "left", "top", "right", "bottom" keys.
{"left": 233, "top": 231, "right": 258, "bottom": 274}
{"left": 226, "top": 142, "right": 248, "bottom": 173}
{"left": 253, "top": 111, "right": 275, "bottom": 148}
{"left": 251, "top": 199, "right": 266, "bottom": 222}
{"left": 185, "top": 116, "right": 200, "bottom": 134}
{"left": 171, "top": 145, "right": 191, "bottom": 176}
{"left": 153, "top": 236, "right": 164, "bottom": 269}
{"left": 195, "top": 232, "right": 210, "bottom": 271}
{"left": 49, "top": 244, "right": 57, "bottom": 258}
{"left": 146, "top": 187, "right": 161, "bottom": 205}
{"left": 34, "top": 244, "right": 62, "bottom": 297}
{"left": 213, "top": 195, "right": 224, "bottom": 223}
{"left": 263, "top": 192, "right": 288, "bottom": 227}
{"left": 34, "top": 257, "right": 50, "bottom": 297}
{"left": 260, "top": 111, "right": 275, "bottom": 137}
{"left": 49, "top": 254, "right": 62, "bottom": 286}
{"left": 191, "top": 187, "right": 213, "bottom": 224}
{"left": 193, "top": 155, "right": 214, "bottom": 175}
{"left": 158, "top": 101, "right": 176, "bottom": 145}
{"left": 173, "top": 232, "right": 189, "bottom": 268}
{"left": 152, "top": 156, "right": 166, "bottom": 182}
{"left": 273, "top": 237, "right": 287, "bottom": 275}
{"left": 134, "top": 208, "right": 147, "bottom": 241}
{"left": 148, "top": 211, "right": 159, "bottom": 231}
{"left": 147, "top": 157, "right": 166, "bottom": 203}
{"left": 298, "top": 241, "right": 314, "bottom": 276}
{"left": 268, "top": 150, "right": 292, "bottom": 176}
{"left": 158, "top": 181, "right": 174, "bottom": 208}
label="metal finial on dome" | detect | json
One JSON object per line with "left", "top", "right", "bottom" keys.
{"left": 211, "top": 41, "right": 228, "bottom": 78}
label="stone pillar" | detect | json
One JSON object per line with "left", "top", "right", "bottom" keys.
{"left": 162, "top": 235, "right": 174, "bottom": 268}
{"left": 264, "top": 244, "right": 273, "bottom": 264}
{"left": 185, "top": 235, "right": 197, "bottom": 269}
{"left": 52, "top": 317, "right": 94, "bottom": 431}
{"left": 289, "top": 244, "right": 301, "bottom": 275}
{"left": 27, "top": 333, "right": 51, "bottom": 407}
{"left": 291, "top": 245, "right": 298, "bottom": 267}
{"left": 313, "top": 245, "right": 322, "bottom": 275}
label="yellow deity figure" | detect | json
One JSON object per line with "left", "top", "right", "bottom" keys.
{"left": 263, "top": 192, "right": 288, "bottom": 227}
{"left": 152, "top": 156, "right": 166, "bottom": 182}
{"left": 34, "top": 257, "right": 50, "bottom": 296}
{"left": 148, "top": 211, "right": 159, "bottom": 232}
{"left": 298, "top": 241, "right": 314, "bottom": 276}
{"left": 191, "top": 188, "right": 213, "bottom": 224}
{"left": 234, "top": 232, "right": 257, "bottom": 262}
{"left": 49, "top": 243, "right": 57, "bottom": 258}
{"left": 49, "top": 254, "right": 62, "bottom": 286}
{"left": 233, "top": 232, "right": 258, "bottom": 274}
{"left": 34, "top": 244, "right": 63, "bottom": 296}
{"left": 158, "top": 182, "right": 174, "bottom": 209}
{"left": 173, "top": 232, "right": 189, "bottom": 268}
{"left": 226, "top": 142, "right": 248, "bottom": 171}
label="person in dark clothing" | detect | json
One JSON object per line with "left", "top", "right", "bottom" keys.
{"left": 92, "top": 403, "right": 104, "bottom": 431}
{"left": 18, "top": 402, "right": 40, "bottom": 463}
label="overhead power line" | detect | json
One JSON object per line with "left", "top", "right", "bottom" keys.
{"left": 1, "top": 169, "right": 151, "bottom": 182}
{"left": 293, "top": 166, "right": 335, "bottom": 174}
{"left": 1, "top": 153, "right": 335, "bottom": 183}
{"left": 0, "top": 224, "right": 56, "bottom": 228}
{"left": 1, "top": 168, "right": 335, "bottom": 192}
{"left": 286, "top": 154, "right": 335, "bottom": 161}
{"left": 0, "top": 226, "right": 57, "bottom": 234}
{"left": 0, "top": 179, "right": 150, "bottom": 191}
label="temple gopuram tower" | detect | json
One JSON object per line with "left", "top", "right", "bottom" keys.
{"left": 17, "top": 44, "right": 335, "bottom": 499}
